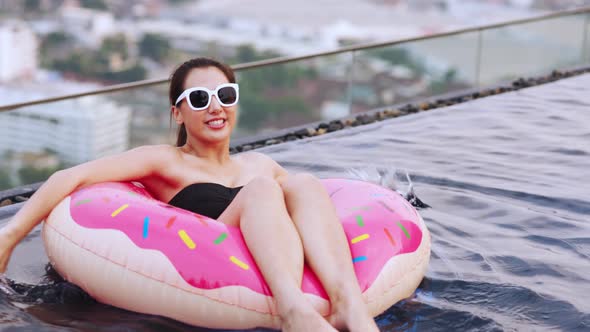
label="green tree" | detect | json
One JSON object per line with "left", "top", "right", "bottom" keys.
{"left": 139, "top": 33, "right": 171, "bottom": 63}
{"left": 99, "top": 64, "right": 147, "bottom": 82}
{"left": 234, "top": 44, "right": 280, "bottom": 63}
{"left": 80, "top": 0, "right": 107, "bottom": 10}
{"left": 18, "top": 165, "right": 61, "bottom": 185}
{"left": 24, "top": 0, "right": 41, "bottom": 12}
{"left": 43, "top": 31, "right": 72, "bottom": 47}
{"left": 40, "top": 31, "right": 74, "bottom": 66}
{"left": 0, "top": 169, "right": 13, "bottom": 191}
{"left": 101, "top": 34, "right": 128, "bottom": 60}
{"left": 372, "top": 47, "right": 426, "bottom": 75}
{"left": 51, "top": 48, "right": 146, "bottom": 83}
{"left": 235, "top": 45, "right": 259, "bottom": 63}
{"left": 429, "top": 68, "right": 459, "bottom": 94}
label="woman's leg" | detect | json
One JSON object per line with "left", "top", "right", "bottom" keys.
{"left": 279, "top": 173, "right": 379, "bottom": 332}
{"left": 217, "top": 176, "right": 335, "bottom": 332}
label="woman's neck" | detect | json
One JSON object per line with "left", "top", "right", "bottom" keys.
{"left": 182, "top": 138, "right": 231, "bottom": 165}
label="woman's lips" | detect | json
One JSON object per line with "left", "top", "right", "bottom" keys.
{"left": 205, "top": 118, "right": 226, "bottom": 129}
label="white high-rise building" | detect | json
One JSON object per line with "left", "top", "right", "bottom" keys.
{"left": 0, "top": 91, "right": 130, "bottom": 165}
{"left": 60, "top": 5, "right": 116, "bottom": 47}
{"left": 0, "top": 20, "right": 38, "bottom": 82}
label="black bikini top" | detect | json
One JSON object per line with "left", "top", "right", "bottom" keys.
{"left": 168, "top": 183, "right": 243, "bottom": 220}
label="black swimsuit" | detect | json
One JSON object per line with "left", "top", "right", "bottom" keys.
{"left": 168, "top": 183, "right": 244, "bottom": 220}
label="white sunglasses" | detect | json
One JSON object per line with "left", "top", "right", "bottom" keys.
{"left": 175, "top": 83, "right": 239, "bottom": 111}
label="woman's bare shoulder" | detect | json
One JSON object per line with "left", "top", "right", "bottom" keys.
{"left": 237, "top": 151, "right": 274, "bottom": 163}
{"left": 114, "top": 144, "right": 184, "bottom": 173}
{"left": 237, "top": 151, "right": 287, "bottom": 178}
{"left": 130, "top": 144, "right": 181, "bottom": 162}
{"left": 135, "top": 144, "right": 178, "bottom": 154}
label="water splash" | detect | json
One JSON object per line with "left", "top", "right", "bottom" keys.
{"left": 0, "top": 265, "right": 93, "bottom": 305}
{"left": 0, "top": 274, "right": 16, "bottom": 297}
{"left": 347, "top": 166, "right": 430, "bottom": 209}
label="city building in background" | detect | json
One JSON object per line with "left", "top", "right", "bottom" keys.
{"left": 0, "top": 88, "right": 130, "bottom": 166}
{"left": 0, "top": 20, "right": 38, "bottom": 82}
{"left": 60, "top": 4, "right": 116, "bottom": 48}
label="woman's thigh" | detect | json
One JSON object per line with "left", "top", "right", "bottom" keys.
{"left": 216, "top": 176, "right": 284, "bottom": 227}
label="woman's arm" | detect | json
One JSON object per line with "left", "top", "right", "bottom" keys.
{"left": 0, "top": 144, "right": 176, "bottom": 273}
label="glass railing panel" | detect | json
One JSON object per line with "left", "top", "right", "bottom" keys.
{"left": 350, "top": 32, "right": 479, "bottom": 113}
{"left": 233, "top": 52, "right": 354, "bottom": 137}
{"left": 479, "top": 14, "right": 587, "bottom": 86}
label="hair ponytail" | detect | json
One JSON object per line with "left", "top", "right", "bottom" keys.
{"left": 176, "top": 123, "right": 187, "bottom": 147}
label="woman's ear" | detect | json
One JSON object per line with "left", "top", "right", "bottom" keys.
{"left": 171, "top": 106, "right": 183, "bottom": 125}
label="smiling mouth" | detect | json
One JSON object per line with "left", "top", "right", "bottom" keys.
{"left": 205, "top": 119, "right": 226, "bottom": 129}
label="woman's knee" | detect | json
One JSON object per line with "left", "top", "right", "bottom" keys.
{"left": 243, "top": 176, "right": 284, "bottom": 202}
{"left": 280, "top": 173, "right": 322, "bottom": 194}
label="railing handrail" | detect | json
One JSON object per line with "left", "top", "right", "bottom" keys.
{"left": 1, "top": 5, "right": 589, "bottom": 113}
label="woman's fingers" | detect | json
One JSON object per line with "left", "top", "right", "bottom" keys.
{"left": 0, "top": 227, "right": 17, "bottom": 274}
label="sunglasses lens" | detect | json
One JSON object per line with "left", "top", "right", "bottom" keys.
{"left": 188, "top": 90, "right": 210, "bottom": 109}
{"left": 218, "top": 86, "right": 238, "bottom": 105}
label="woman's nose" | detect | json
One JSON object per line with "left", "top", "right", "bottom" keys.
{"left": 208, "top": 95, "right": 222, "bottom": 113}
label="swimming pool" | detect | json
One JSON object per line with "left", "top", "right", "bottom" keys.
{"left": 1, "top": 74, "right": 589, "bottom": 331}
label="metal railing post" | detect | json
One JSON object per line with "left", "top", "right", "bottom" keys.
{"left": 582, "top": 13, "right": 589, "bottom": 62}
{"left": 475, "top": 29, "right": 483, "bottom": 88}
{"left": 347, "top": 50, "right": 356, "bottom": 116}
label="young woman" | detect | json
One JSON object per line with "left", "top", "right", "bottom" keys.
{"left": 0, "top": 57, "right": 379, "bottom": 332}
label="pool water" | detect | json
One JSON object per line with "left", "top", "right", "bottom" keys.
{"left": 2, "top": 74, "right": 590, "bottom": 331}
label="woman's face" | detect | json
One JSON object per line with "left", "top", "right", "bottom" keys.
{"left": 174, "top": 66, "right": 237, "bottom": 145}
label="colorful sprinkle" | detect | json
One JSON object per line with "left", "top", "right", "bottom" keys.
{"left": 352, "top": 256, "right": 367, "bottom": 263}
{"left": 102, "top": 197, "right": 110, "bottom": 203}
{"left": 166, "top": 216, "right": 177, "bottom": 229}
{"left": 75, "top": 199, "right": 92, "bottom": 206}
{"left": 127, "top": 191, "right": 137, "bottom": 196}
{"left": 178, "top": 230, "right": 196, "bottom": 249}
{"left": 371, "top": 193, "right": 387, "bottom": 197}
{"left": 378, "top": 200, "right": 395, "bottom": 213}
{"left": 397, "top": 222, "right": 410, "bottom": 239}
{"left": 350, "top": 206, "right": 371, "bottom": 211}
{"left": 351, "top": 234, "right": 370, "bottom": 244}
{"left": 355, "top": 215, "right": 365, "bottom": 227}
{"left": 143, "top": 217, "right": 149, "bottom": 238}
{"left": 214, "top": 233, "right": 228, "bottom": 245}
{"left": 384, "top": 228, "right": 396, "bottom": 247}
{"left": 111, "top": 204, "right": 129, "bottom": 217}
{"left": 230, "top": 256, "right": 250, "bottom": 270}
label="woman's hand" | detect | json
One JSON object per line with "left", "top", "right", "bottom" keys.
{"left": 0, "top": 224, "right": 19, "bottom": 274}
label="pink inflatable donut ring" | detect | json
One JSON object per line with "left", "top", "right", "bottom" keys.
{"left": 43, "top": 178, "right": 431, "bottom": 329}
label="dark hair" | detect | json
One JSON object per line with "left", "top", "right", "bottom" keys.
{"left": 169, "top": 57, "right": 236, "bottom": 146}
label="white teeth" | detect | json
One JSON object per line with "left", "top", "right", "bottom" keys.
{"left": 208, "top": 119, "right": 224, "bottom": 125}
